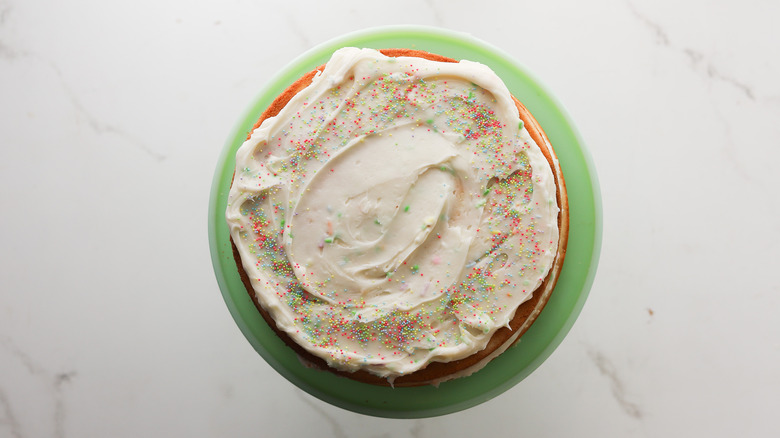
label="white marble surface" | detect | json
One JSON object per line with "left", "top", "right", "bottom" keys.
{"left": 1, "top": 0, "right": 779, "bottom": 436}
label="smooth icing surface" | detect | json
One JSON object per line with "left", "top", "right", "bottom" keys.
{"left": 226, "top": 48, "right": 559, "bottom": 378}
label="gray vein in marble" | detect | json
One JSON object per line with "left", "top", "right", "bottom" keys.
{"left": 50, "top": 64, "right": 166, "bottom": 161}
{"left": 684, "top": 48, "right": 756, "bottom": 100}
{"left": 587, "top": 348, "right": 642, "bottom": 419}
{"left": 626, "top": 1, "right": 669, "bottom": 46}
{"left": 53, "top": 372, "right": 76, "bottom": 438}
{"left": 706, "top": 63, "right": 755, "bottom": 100}
{"left": 709, "top": 103, "right": 756, "bottom": 183}
{"left": 285, "top": 13, "right": 312, "bottom": 50}
{"left": 410, "top": 419, "right": 424, "bottom": 438}
{"left": 295, "top": 390, "right": 347, "bottom": 438}
{"left": 0, "top": 1, "right": 11, "bottom": 25}
{"left": 0, "top": 3, "right": 32, "bottom": 62}
{"left": 1, "top": 336, "right": 44, "bottom": 376}
{"left": 0, "top": 2, "right": 20, "bottom": 60}
{"left": 0, "top": 388, "right": 24, "bottom": 438}
{"left": 423, "top": 0, "right": 445, "bottom": 27}
{"left": 683, "top": 48, "right": 703, "bottom": 66}
{"left": 0, "top": 35, "right": 27, "bottom": 61}
{"left": 0, "top": 40, "right": 19, "bottom": 59}
{"left": 1, "top": 336, "right": 77, "bottom": 438}
{"left": 628, "top": 1, "right": 756, "bottom": 101}
{"left": 0, "top": 337, "right": 36, "bottom": 438}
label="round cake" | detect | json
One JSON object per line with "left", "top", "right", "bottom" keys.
{"left": 226, "top": 48, "right": 569, "bottom": 387}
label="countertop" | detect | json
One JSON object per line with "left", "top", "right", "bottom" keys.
{"left": 1, "top": 0, "right": 778, "bottom": 436}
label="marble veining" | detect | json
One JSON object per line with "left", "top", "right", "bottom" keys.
{"left": 0, "top": 1, "right": 11, "bottom": 25}
{"left": 626, "top": 1, "right": 670, "bottom": 46}
{"left": 285, "top": 13, "right": 313, "bottom": 51}
{"left": 409, "top": 420, "right": 424, "bottom": 438}
{"left": 587, "top": 348, "right": 643, "bottom": 419}
{"left": 627, "top": 1, "right": 757, "bottom": 102}
{"left": 709, "top": 103, "right": 752, "bottom": 182}
{"left": 1, "top": 336, "right": 43, "bottom": 376}
{"left": 53, "top": 372, "right": 76, "bottom": 438}
{"left": 49, "top": 63, "right": 166, "bottom": 162}
{"left": 0, "top": 337, "right": 77, "bottom": 438}
{"left": 0, "top": 39, "right": 21, "bottom": 60}
{"left": 295, "top": 390, "right": 348, "bottom": 438}
{"left": 423, "top": 0, "right": 445, "bottom": 27}
{"left": 0, "top": 1, "right": 19, "bottom": 60}
{"left": 0, "top": 388, "right": 23, "bottom": 438}
{"left": 684, "top": 48, "right": 755, "bottom": 101}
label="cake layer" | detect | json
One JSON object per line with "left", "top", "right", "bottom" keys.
{"left": 226, "top": 48, "right": 568, "bottom": 385}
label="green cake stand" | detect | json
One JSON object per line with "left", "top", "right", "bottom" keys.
{"left": 209, "top": 25, "right": 602, "bottom": 418}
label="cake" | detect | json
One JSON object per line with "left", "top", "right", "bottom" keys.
{"left": 226, "top": 48, "right": 568, "bottom": 386}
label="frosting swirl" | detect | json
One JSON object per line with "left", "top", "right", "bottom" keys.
{"left": 226, "top": 48, "right": 559, "bottom": 378}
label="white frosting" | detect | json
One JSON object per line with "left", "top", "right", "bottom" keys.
{"left": 226, "top": 48, "right": 559, "bottom": 379}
